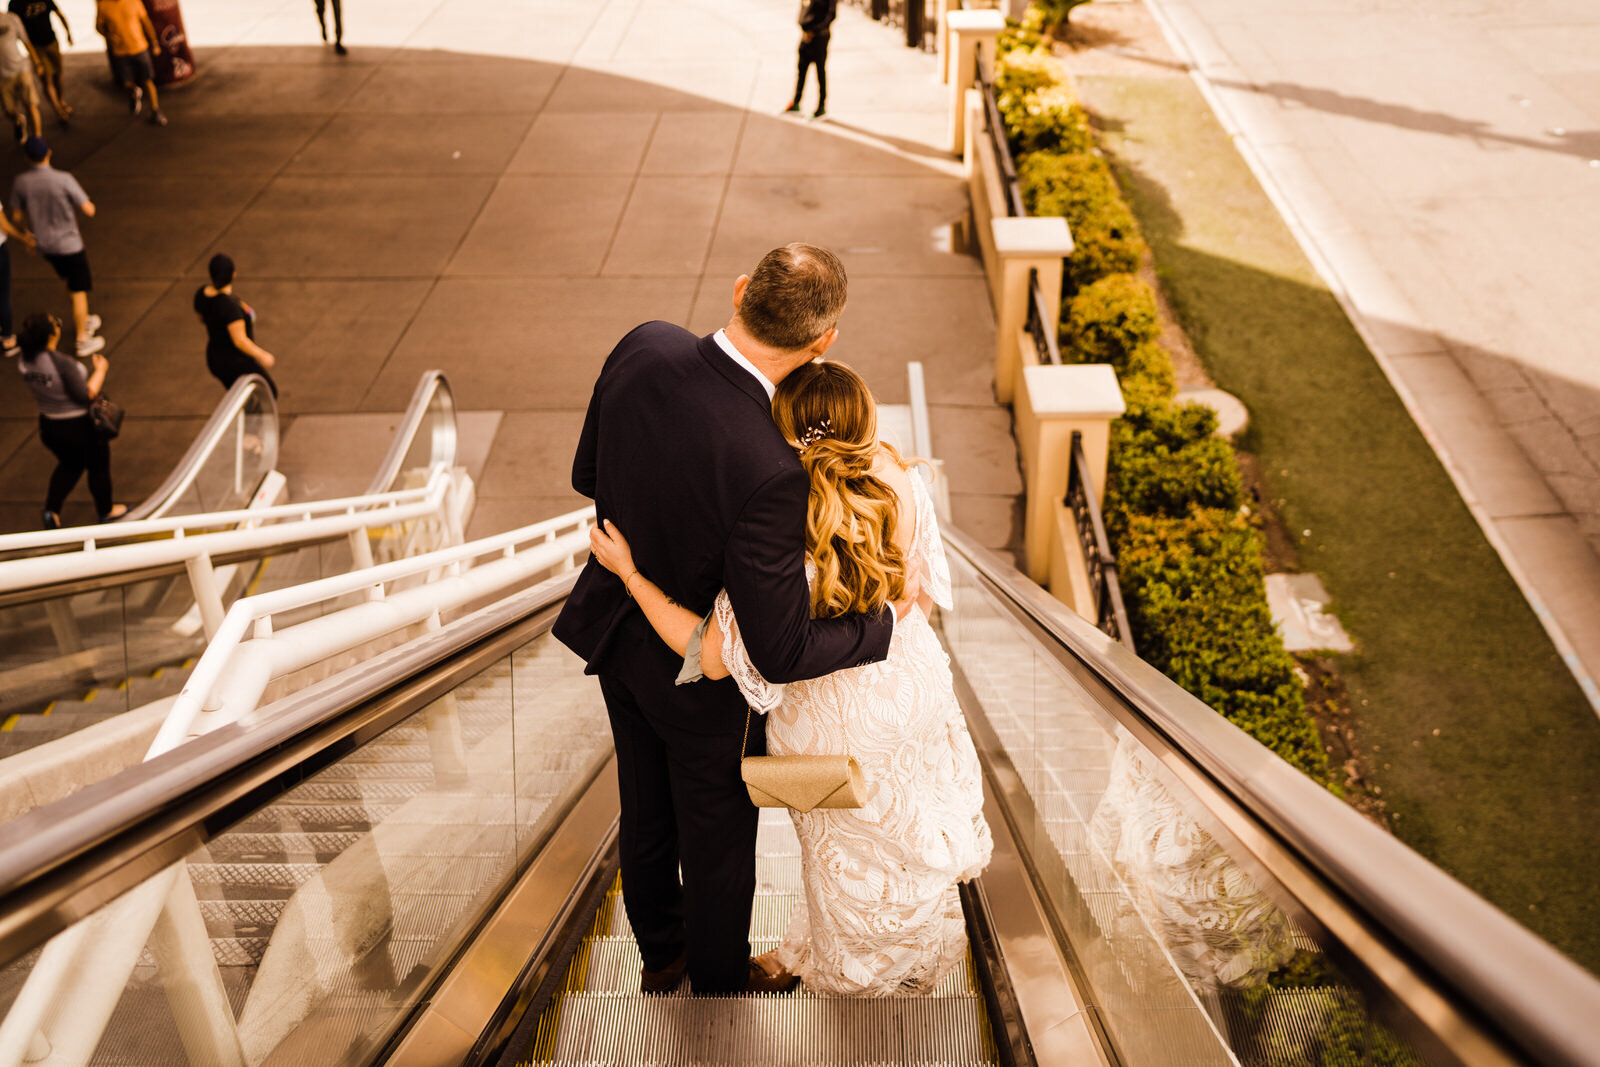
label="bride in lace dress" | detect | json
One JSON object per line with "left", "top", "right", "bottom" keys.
{"left": 588, "top": 360, "right": 992, "bottom": 997}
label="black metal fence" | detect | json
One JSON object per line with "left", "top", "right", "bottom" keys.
{"left": 842, "top": 0, "right": 937, "bottom": 51}
{"left": 974, "top": 42, "right": 1136, "bottom": 653}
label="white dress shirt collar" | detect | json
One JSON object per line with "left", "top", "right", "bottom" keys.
{"left": 713, "top": 328, "right": 776, "bottom": 400}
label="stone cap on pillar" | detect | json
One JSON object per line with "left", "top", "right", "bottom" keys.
{"left": 946, "top": 9, "right": 1006, "bottom": 32}
{"left": 992, "top": 215, "right": 1074, "bottom": 257}
{"left": 1022, "top": 364, "right": 1126, "bottom": 419}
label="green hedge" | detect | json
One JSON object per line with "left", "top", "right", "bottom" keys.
{"left": 996, "top": 14, "right": 1335, "bottom": 787}
{"left": 995, "top": 49, "right": 1094, "bottom": 157}
{"left": 1017, "top": 152, "right": 1146, "bottom": 292}
{"left": 1106, "top": 404, "right": 1244, "bottom": 527}
{"left": 1064, "top": 273, "right": 1159, "bottom": 363}
{"left": 1116, "top": 510, "right": 1327, "bottom": 778}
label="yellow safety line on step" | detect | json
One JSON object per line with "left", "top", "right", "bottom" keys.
{"left": 80, "top": 688, "right": 97, "bottom": 703}
{"left": 968, "top": 949, "right": 998, "bottom": 1060}
{"left": 529, "top": 873, "right": 622, "bottom": 1061}
{"left": 0, "top": 715, "right": 16, "bottom": 732}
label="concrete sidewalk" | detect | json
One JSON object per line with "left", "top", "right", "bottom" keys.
{"left": 1133, "top": 0, "right": 1600, "bottom": 710}
{"left": 0, "top": 0, "right": 1019, "bottom": 553}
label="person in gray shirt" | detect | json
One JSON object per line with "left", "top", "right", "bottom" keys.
{"left": 10, "top": 136, "right": 102, "bottom": 356}
{"left": 14, "top": 312, "right": 122, "bottom": 527}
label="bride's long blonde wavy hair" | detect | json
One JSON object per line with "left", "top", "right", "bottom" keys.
{"left": 772, "top": 361, "right": 909, "bottom": 619}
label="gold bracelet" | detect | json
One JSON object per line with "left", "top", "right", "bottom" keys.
{"left": 622, "top": 570, "right": 640, "bottom": 598}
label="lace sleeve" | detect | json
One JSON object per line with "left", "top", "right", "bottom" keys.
{"left": 714, "top": 589, "right": 785, "bottom": 715}
{"left": 909, "top": 468, "right": 953, "bottom": 611}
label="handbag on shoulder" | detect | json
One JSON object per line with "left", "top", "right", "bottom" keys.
{"left": 89, "top": 395, "right": 124, "bottom": 440}
{"left": 739, "top": 709, "right": 864, "bottom": 812}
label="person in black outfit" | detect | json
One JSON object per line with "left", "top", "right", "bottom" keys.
{"left": 314, "top": 0, "right": 343, "bottom": 54}
{"left": 785, "top": 0, "right": 838, "bottom": 119}
{"left": 13, "top": 312, "right": 122, "bottom": 527}
{"left": 553, "top": 244, "right": 912, "bottom": 995}
{"left": 194, "top": 253, "right": 278, "bottom": 396}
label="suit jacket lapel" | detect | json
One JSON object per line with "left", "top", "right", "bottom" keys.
{"left": 698, "top": 333, "right": 775, "bottom": 412}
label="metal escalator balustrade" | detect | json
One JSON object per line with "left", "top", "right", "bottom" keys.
{"left": 0, "top": 372, "right": 467, "bottom": 802}
{"left": 935, "top": 527, "right": 1600, "bottom": 1067}
{"left": 0, "top": 561, "right": 606, "bottom": 1066}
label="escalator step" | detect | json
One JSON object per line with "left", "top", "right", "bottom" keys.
{"left": 533, "top": 994, "right": 994, "bottom": 1065}
{"left": 229, "top": 804, "right": 385, "bottom": 834}
{"left": 525, "top": 819, "right": 997, "bottom": 1066}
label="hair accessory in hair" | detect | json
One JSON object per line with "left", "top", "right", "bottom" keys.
{"left": 797, "top": 416, "right": 833, "bottom": 451}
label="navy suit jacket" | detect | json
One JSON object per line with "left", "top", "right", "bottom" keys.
{"left": 553, "top": 322, "right": 893, "bottom": 702}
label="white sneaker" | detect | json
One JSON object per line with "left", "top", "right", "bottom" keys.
{"left": 76, "top": 334, "right": 106, "bottom": 357}
{"left": 83, "top": 314, "right": 102, "bottom": 337}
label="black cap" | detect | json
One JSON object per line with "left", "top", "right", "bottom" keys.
{"left": 22, "top": 137, "right": 48, "bottom": 162}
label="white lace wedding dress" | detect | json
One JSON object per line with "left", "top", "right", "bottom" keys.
{"left": 709, "top": 470, "right": 993, "bottom": 996}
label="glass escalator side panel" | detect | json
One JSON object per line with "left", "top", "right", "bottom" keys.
{"left": 0, "top": 630, "right": 610, "bottom": 1067}
{"left": 939, "top": 551, "right": 1432, "bottom": 1067}
{"left": 160, "top": 382, "right": 277, "bottom": 520}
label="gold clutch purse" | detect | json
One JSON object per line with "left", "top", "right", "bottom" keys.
{"left": 739, "top": 711, "right": 864, "bottom": 812}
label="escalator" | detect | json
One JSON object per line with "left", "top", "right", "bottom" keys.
{"left": 0, "top": 372, "right": 465, "bottom": 789}
{"left": 0, "top": 517, "right": 1598, "bottom": 1066}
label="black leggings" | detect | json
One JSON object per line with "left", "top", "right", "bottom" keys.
{"left": 794, "top": 33, "right": 830, "bottom": 111}
{"left": 38, "top": 414, "right": 113, "bottom": 517}
{"left": 315, "top": 0, "right": 342, "bottom": 42}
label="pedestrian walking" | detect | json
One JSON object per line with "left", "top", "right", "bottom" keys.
{"left": 10, "top": 137, "right": 104, "bottom": 356}
{"left": 0, "top": 206, "right": 35, "bottom": 356}
{"left": 9, "top": 0, "right": 74, "bottom": 124}
{"left": 0, "top": 9, "right": 42, "bottom": 142}
{"left": 314, "top": 0, "right": 344, "bottom": 55}
{"left": 95, "top": 0, "right": 165, "bottom": 126}
{"left": 194, "top": 253, "right": 278, "bottom": 396}
{"left": 15, "top": 312, "right": 124, "bottom": 527}
{"left": 785, "top": 0, "right": 838, "bottom": 120}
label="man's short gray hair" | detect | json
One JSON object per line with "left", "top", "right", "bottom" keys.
{"left": 737, "top": 243, "right": 848, "bottom": 351}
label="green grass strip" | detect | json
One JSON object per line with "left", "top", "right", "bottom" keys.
{"left": 1076, "top": 73, "right": 1600, "bottom": 971}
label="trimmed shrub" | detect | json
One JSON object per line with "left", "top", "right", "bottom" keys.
{"left": 1064, "top": 273, "right": 1159, "bottom": 365}
{"left": 995, "top": 51, "right": 1093, "bottom": 157}
{"left": 1107, "top": 403, "right": 1244, "bottom": 527}
{"left": 998, "top": 8, "right": 1047, "bottom": 53}
{"left": 1035, "top": 0, "right": 1093, "bottom": 31}
{"left": 1116, "top": 509, "right": 1331, "bottom": 781}
{"left": 1118, "top": 339, "right": 1177, "bottom": 404}
{"left": 1017, "top": 152, "right": 1145, "bottom": 291}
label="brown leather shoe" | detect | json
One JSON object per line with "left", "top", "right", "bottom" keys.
{"left": 744, "top": 955, "right": 800, "bottom": 993}
{"left": 640, "top": 950, "right": 687, "bottom": 994}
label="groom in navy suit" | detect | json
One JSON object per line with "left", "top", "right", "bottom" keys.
{"left": 554, "top": 244, "right": 908, "bottom": 994}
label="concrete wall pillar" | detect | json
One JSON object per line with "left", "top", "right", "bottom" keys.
{"left": 991, "top": 216, "right": 1073, "bottom": 404}
{"left": 1013, "top": 364, "right": 1125, "bottom": 587}
{"left": 947, "top": 10, "right": 1005, "bottom": 153}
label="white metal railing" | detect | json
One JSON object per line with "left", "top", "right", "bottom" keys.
{"left": 0, "top": 470, "right": 461, "bottom": 642}
{"left": 0, "top": 504, "right": 596, "bottom": 1067}
{"left": 151, "top": 505, "right": 596, "bottom": 754}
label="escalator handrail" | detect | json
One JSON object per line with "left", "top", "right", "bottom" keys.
{"left": 943, "top": 527, "right": 1600, "bottom": 1067}
{"left": 123, "top": 373, "right": 280, "bottom": 524}
{"left": 0, "top": 568, "right": 580, "bottom": 968}
{"left": 0, "top": 375, "right": 280, "bottom": 555}
{"left": 0, "top": 470, "right": 449, "bottom": 596}
{"left": 148, "top": 504, "right": 594, "bottom": 756}
{"left": 365, "top": 369, "right": 457, "bottom": 497}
